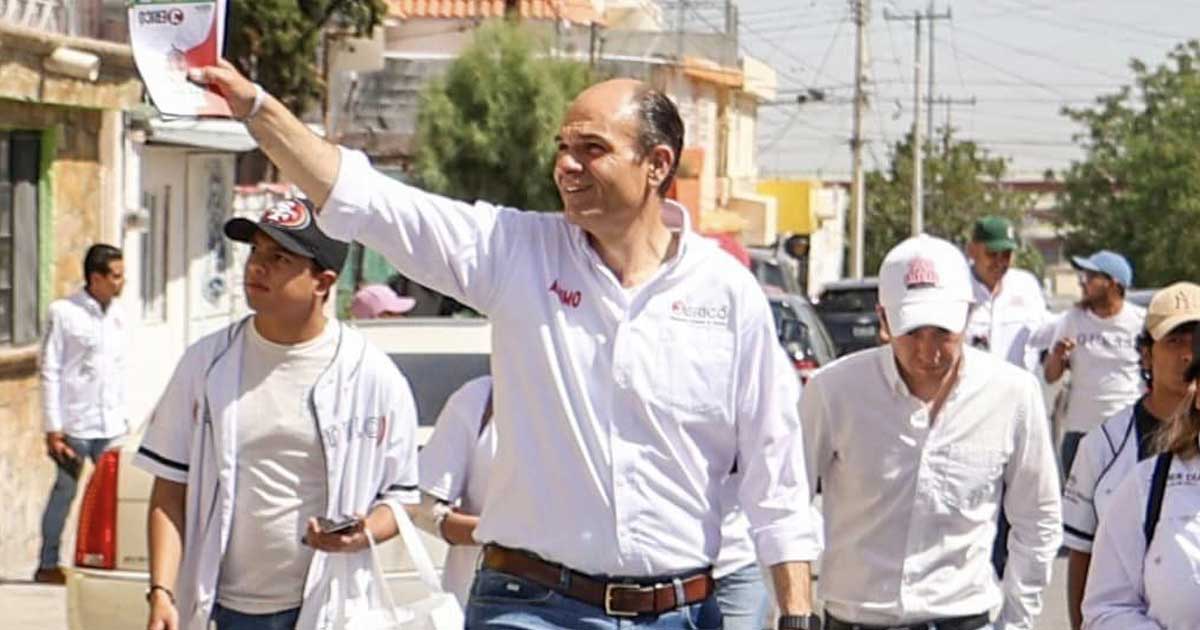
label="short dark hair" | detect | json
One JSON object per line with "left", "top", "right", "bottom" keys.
{"left": 632, "top": 86, "right": 685, "bottom": 197}
{"left": 83, "top": 244, "right": 122, "bottom": 283}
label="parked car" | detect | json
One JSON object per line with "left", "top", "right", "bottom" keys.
{"left": 769, "top": 293, "right": 838, "bottom": 384}
{"left": 749, "top": 246, "right": 804, "bottom": 296}
{"left": 64, "top": 317, "right": 492, "bottom": 630}
{"left": 815, "top": 278, "right": 881, "bottom": 356}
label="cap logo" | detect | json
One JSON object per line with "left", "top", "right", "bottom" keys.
{"left": 1007, "top": 225, "right": 1016, "bottom": 240}
{"left": 262, "top": 199, "right": 311, "bottom": 230}
{"left": 905, "top": 257, "right": 940, "bottom": 289}
{"left": 1175, "top": 290, "right": 1195, "bottom": 311}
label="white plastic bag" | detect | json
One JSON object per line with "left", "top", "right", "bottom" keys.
{"left": 338, "top": 507, "right": 464, "bottom": 630}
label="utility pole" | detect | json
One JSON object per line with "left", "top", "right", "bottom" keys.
{"left": 848, "top": 0, "right": 869, "bottom": 279}
{"left": 677, "top": 0, "right": 687, "bottom": 60}
{"left": 928, "top": 95, "right": 976, "bottom": 147}
{"left": 885, "top": 4, "right": 950, "bottom": 236}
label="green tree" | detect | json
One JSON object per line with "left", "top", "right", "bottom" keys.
{"left": 863, "top": 128, "right": 1038, "bottom": 275}
{"left": 411, "top": 21, "right": 593, "bottom": 211}
{"left": 226, "top": 0, "right": 385, "bottom": 115}
{"left": 1059, "top": 41, "right": 1200, "bottom": 287}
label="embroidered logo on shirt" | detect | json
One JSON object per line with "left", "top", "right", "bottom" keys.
{"left": 548, "top": 280, "right": 582, "bottom": 308}
{"left": 261, "top": 199, "right": 311, "bottom": 229}
{"left": 670, "top": 300, "right": 730, "bottom": 326}
{"left": 904, "top": 257, "right": 940, "bottom": 289}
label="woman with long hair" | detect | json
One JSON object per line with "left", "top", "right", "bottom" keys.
{"left": 1081, "top": 332, "right": 1200, "bottom": 629}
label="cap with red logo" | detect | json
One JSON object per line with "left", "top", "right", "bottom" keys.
{"left": 878, "top": 234, "right": 974, "bottom": 336}
{"left": 224, "top": 197, "right": 350, "bottom": 272}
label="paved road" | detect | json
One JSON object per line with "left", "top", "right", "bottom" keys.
{"left": 0, "top": 558, "right": 1073, "bottom": 630}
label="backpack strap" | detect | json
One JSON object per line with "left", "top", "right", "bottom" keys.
{"left": 1144, "top": 452, "right": 1174, "bottom": 546}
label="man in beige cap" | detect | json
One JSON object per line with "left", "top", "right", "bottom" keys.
{"left": 1062, "top": 281, "right": 1200, "bottom": 629}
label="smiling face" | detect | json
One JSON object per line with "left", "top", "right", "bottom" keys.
{"left": 967, "top": 241, "right": 1012, "bottom": 290}
{"left": 243, "top": 231, "right": 334, "bottom": 319}
{"left": 554, "top": 80, "right": 676, "bottom": 235}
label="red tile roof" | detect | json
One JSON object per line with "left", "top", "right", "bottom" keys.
{"left": 387, "top": 0, "right": 601, "bottom": 25}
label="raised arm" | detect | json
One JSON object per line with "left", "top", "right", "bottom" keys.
{"left": 190, "top": 60, "right": 340, "bottom": 207}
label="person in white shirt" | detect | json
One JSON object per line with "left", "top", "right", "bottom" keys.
{"left": 1044, "top": 250, "right": 1146, "bottom": 478}
{"left": 964, "top": 216, "right": 1049, "bottom": 371}
{"left": 189, "top": 63, "right": 820, "bottom": 629}
{"left": 1082, "top": 334, "right": 1200, "bottom": 629}
{"left": 137, "top": 199, "right": 421, "bottom": 630}
{"left": 1062, "top": 282, "right": 1200, "bottom": 630}
{"left": 36, "top": 243, "right": 128, "bottom": 585}
{"left": 803, "top": 235, "right": 1062, "bottom": 630}
{"left": 415, "top": 375, "right": 496, "bottom": 607}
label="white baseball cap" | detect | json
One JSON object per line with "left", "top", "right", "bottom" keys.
{"left": 878, "top": 234, "right": 974, "bottom": 336}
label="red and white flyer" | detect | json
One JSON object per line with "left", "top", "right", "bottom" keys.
{"left": 128, "top": 0, "right": 231, "bottom": 117}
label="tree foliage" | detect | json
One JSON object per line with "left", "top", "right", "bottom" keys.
{"left": 411, "top": 21, "right": 594, "bottom": 211}
{"left": 1059, "top": 40, "right": 1200, "bottom": 287}
{"left": 863, "top": 128, "right": 1038, "bottom": 275}
{"left": 226, "top": 0, "right": 385, "bottom": 115}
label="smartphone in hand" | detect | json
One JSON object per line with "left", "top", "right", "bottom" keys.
{"left": 316, "top": 515, "right": 360, "bottom": 535}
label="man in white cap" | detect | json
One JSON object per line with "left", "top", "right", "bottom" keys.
{"left": 802, "top": 234, "right": 1062, "bottom": 630}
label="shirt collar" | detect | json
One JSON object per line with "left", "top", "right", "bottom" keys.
{"left": 73, "top": 288, "right": 107, "bottom": 316}
{"left": 572, "top": 199, "right": 695, "bottom": 275}
{"left": 877, "top": 342, "right": 980, "bottom": 401}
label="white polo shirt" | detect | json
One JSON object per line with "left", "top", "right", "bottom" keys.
{"left": 1082, "top": 445, "right": 1200, "bottom": 630}
{"left": 802, "top": 345, "right": 1062, "bottom": 628}
{"left": 40, "top": 290, "right": 129, "bottom": 439}
{"left": 965, "top": 268, "right": 1049, "bottom": 371}
{"left": 1062, "top": 400, "right": 1162, "bottom": 553}
{"left": 319, "top": 148, "right": 819, "bottom": 577}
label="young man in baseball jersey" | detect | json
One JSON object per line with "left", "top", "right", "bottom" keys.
{"left": 803, "top": 235, "right": 1062, "bottom": 630}
{"left": 138, "top": 199, "right": 420, "bottom": 630}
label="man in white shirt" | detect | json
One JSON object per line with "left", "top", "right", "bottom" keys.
{"left": 190, "top": 63, "right": 820, "bottom": 629}
{"left": 803, "top": 235, "right": 1062, "bottom": 630}
{"left": 138, "top": 199, "right": 421, "bottom": 630}
{"left": 36, "top": 243, "right": 128, "bottom": 584}
{"left": 1044, "top": 250, "right": 1145, "bottom": 476}
{"left": 964, "top": 216, "right": 1049, "bottom": 371}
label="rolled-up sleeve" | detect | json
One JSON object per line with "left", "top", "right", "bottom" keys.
{"left": 318, "top": 147, "right": 521, "bottom": 313}
{"left": 996, "top": 376, "right": 1063, "bottom": 629}
{"left": 1082, "top": 469, "right": 1160, "bottom": 630}
{"left": 735, "top": 291, "right": 821, "bottom": 566}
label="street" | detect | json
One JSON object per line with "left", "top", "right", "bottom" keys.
{"left": 0, "top": 558, "right": 1073, "bottom": 630}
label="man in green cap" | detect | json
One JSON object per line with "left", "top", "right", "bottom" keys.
{"left": 964, "top": 215, "right": 1050, "bottom": 372}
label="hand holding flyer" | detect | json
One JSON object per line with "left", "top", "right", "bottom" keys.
{"left": 129, "top": 0, "right": 232, "bottom": 117}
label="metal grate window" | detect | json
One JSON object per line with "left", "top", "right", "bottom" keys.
{"left": 0, "top": 131, "right": 41, "bottom": 345}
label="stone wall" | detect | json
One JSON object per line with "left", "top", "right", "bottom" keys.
{"left": 0, "top": 99, "right": 104, "bottom": 579}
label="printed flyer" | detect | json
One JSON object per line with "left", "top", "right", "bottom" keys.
{"left": 128, "top": 0, "right": 231, "bottom": 117}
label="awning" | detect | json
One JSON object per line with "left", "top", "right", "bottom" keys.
{"left": 147, "top": 118, "right": 326, "bottom": 152}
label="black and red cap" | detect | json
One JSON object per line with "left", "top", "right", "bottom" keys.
{"left": 224, "top": 197, "right": 350, "bottom": 272}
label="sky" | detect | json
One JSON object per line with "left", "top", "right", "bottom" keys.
{"left": 723, "top": 0, "right": 1200, "bottom": 180}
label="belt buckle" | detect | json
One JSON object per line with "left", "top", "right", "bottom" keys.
{"left": 604, "top": 583, "right": 641, "bottom": 618}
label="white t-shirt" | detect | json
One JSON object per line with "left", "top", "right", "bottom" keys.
{"left": 418, "top": 376, "right": 496, "bottom": 607}
{"left": 1053, "top": 303, "right": 1146, "bottom": 434}
{"left": 217, "top": 320, "right": 337, "bottom": 614}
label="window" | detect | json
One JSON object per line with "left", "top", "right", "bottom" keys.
{"left": 0, "top": 131, "right": 41, "bottom": 346}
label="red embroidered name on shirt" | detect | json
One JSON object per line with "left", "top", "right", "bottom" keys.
{"left": 549, "top": 280, "right": 582, "bottom": 308}
{"left": 904, "top": 257, "right": 940, "bottom": 288}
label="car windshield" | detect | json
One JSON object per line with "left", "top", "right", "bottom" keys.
{"left": 770, "top": 300, "right": 811, "bottom": 345}
{"left": 818, "top": 288, "right": 878, "bottom": 312}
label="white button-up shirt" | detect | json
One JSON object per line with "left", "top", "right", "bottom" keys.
{"left": 965, "top": 268, "right": 1049, "bottom": 372}
{"left": 319, "top": 148, "right": 820, "bottom": 577}
{"left": 1083, "top": 444, "right": 1200, "bottom": 630}
{"left": 802, "top": 345, "right": 1062, "bottom": 628}
{"left": 40, "top": 289, "right": 128, "bottom": 439}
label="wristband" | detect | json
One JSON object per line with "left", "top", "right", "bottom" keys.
{"left": 432, "top": 502, "right": 453, "bottom": 542}
{"left": 146, "top": 584, "right": 175, "bottom": 605}
{"left": 242, "top": 83, "right": 266, "bottom": 123}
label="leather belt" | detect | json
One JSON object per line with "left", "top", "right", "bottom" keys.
{"left": 480, "top": 544, "right": 714, "bottom": 617}
{"left": 825, "top": 612, "right": 990, "bottom": 630}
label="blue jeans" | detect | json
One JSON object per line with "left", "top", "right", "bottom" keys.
{"left": 38, "top": 435, "right": 120, "bottom": 569}
{"left": 715, "top": 564, "right": 769, "bottom": 630}
{"left": 466, "top": 568, "right": 723, "bottom": 629}
{"left": 211, "top": 604, "right": 300, "bottom": 630}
